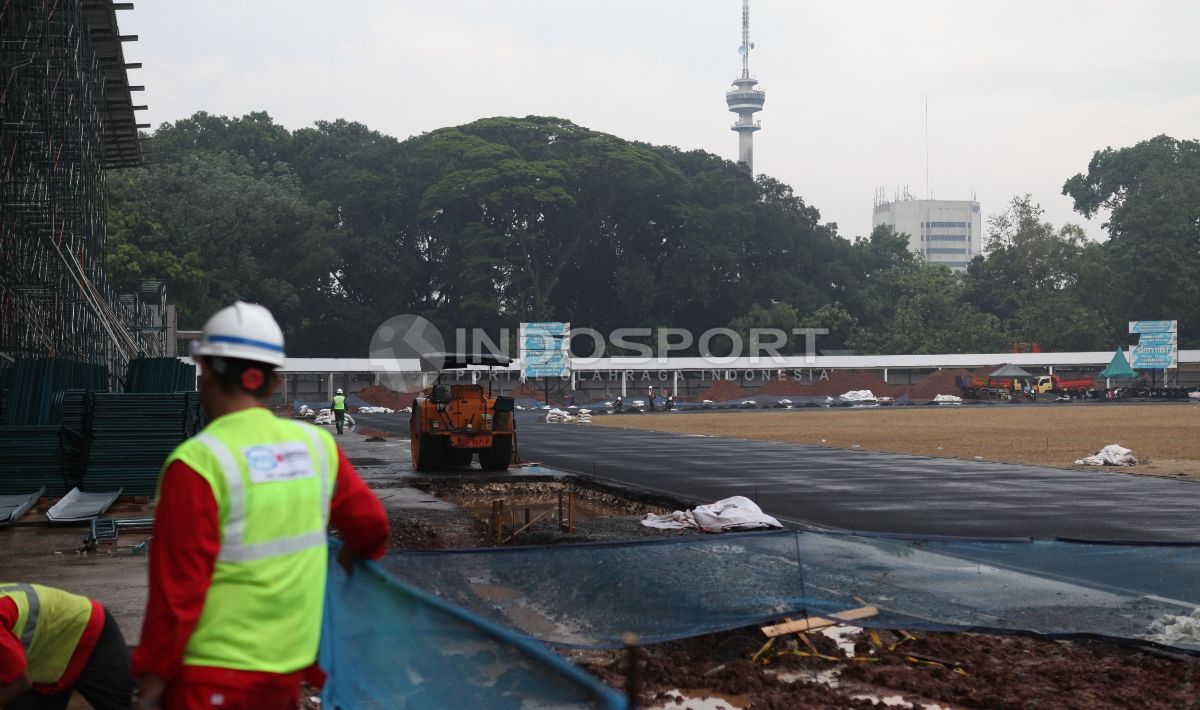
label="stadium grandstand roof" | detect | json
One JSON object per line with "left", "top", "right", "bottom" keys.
{"left": 82, "top": 0, "right": 146, "bottom": 168}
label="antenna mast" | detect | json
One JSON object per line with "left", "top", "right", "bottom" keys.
{"left": 741, "top": 0, "right": 751, "bottom": 79}
{"left": 925, "top": 95, "right": 930, "bottom": 200}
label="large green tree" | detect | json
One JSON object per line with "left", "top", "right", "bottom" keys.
{"left": 1063, "top": 135, "right": 1200, "bottom": 346}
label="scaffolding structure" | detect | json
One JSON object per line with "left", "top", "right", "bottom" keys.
{"left": 0, "top": 0, "right": 149, "bottom": 374}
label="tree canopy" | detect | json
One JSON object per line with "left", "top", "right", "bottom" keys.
{"left": 106, "top": 114, "right": 1198, "bottom": 356}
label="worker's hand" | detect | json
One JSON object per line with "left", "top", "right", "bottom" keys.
{"left": 337, "top": 545, "right": 358, "bottom": 577}
{"left": 135, "top": 674, "right": 166, "bottom": 710}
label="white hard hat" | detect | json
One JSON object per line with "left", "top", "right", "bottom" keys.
{"left": 336, "top": 388, "right": 344, "bottom": 394}
{"left": 193, "top": 301, "right": 286, "bottom": 367}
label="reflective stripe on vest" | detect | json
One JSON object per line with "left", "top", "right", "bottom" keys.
{"left": 0, "top": 583, "right": 92, "bottom": 684}
{"left": 0, "top": 583, "right": 39, "bottom": 647}
{"left": 195, "top": 427, "right": 331, "bottom": 563}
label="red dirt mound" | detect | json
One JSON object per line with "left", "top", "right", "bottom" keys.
{"left": 906, "top": 368, "right": 972, "bottom": 400}
{"left": 358, "top": 385, "right": 419, "bottom": 410}
{"left": 756, "top": 370, "right": 904, "bottom": 398}
{"left": 694, "top": 379, "right": 750, "bottom": 402}
{"left": 755, "top": 377, "right": 818, "bottom": 396}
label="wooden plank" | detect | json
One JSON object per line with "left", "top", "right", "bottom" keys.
{"left": 760, "top": 606, "right": 879, "bottom": 637}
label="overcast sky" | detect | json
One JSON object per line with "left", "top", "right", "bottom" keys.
{"left": 119, "top": 1, "right": 1200, "bottom": 240}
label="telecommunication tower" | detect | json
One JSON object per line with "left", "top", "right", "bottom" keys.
{"left": 725, "top": 0, "right": 765, "bottom": 173}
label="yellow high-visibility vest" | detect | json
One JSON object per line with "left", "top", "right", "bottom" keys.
{"left": 161, "top": 407, "right": 337, "bottom": 673}
{"left": 332, "top": 395, "right": 346, "bottom": 411}
{"left": 0, "top": 583, "right": 93, "bottom": 684}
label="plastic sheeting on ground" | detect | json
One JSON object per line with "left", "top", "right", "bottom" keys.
{"left": 933, "top": 394, "right": 963, "bottom": 404}
{"left": 1075, "top": 444, "right": 1138, "bottom": 466}
{"left": 839, "top": 390, "right": 877, "bottom": 402}
{"left": 641, "top": 496, "right": 783, "bottom": 532}
{"left": 382, "top": 529, "right": 1200, "bottom": 653}
{"left": 320, "top": 545, "right": 628, "bottom": 709}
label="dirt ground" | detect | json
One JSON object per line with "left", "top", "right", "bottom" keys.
{"left": 5, "top": 419, "right": 1199, "bottom": 708}
{"left": 591, "top": 403, "right": 1200, "bottom": 480}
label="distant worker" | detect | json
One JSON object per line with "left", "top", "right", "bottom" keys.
{"left": 133, "top": 302, "right": 389, "bottom": 709}
{"left": 647, "top": 386, "right": 656, "bottom": 411}
{"left": 331, "top": 388, "right": 347, "bottom": 435}
{"left": 0, "top": 583, "right": 132, "bottom": 709}
{"left": 664, "top": 389, "right": 675, "bottom": 410}
{"left": 613, "top": 396, "right": 623, "bottom": 411}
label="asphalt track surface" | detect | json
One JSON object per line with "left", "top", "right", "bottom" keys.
{"left": 355, "top": 412, "right": 1200, "bottom": 542}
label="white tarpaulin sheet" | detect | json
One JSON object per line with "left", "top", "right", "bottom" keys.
{"left": 839, "top": 390, "right": 876, "bottom": 402}
{"left": 1074, "top": 444, "right": 1138, "bottom": 466}
{"left": 641, "top": 496, "right": 783, "bottom": 533}
{"left": 933, "top": 394, "right": 963, "bottom": 403}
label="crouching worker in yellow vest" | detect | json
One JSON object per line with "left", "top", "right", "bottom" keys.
{"left": 0, "top": 583, "right": 132, "bottom": 709}
{"left": 132, "top": 302, "right": 389, "bottom": 709}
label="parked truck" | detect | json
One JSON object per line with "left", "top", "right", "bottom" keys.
{"left": 1032, "top": 374, "right": 1095, "bottom": 396}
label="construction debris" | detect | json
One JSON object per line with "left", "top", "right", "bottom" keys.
{"left": 1075, "top": 444, "right": 1138, "bottom": 466}
{"left": 640, "top": 496, "right": 782, "bottom": 532}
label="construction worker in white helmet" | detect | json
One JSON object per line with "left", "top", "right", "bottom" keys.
{"left": 331, "top": 388, "right": 347, "bottom": 435}
{"left": 133, "top": 302, "right": 389, "bottom": 709}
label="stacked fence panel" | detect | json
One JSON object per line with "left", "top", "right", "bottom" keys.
{"left": 0, "top": 427, "right": 67, "bottom": 495}
{"left": 125, "top": 357, "right": 197, "bottom": 393}
{"left": 82, "top": 392, "right": 202, "bottom": 495}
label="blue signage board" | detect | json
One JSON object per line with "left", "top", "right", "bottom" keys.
{"left": 1129, "top": 320, "right": 1177, "bottom": 334}
{"left": 520, "top": 322, "right": 571, "bottom": 378}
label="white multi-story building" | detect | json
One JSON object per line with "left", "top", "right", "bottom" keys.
{"left": 871, "top": 194, "right": 982, "bottom": 271}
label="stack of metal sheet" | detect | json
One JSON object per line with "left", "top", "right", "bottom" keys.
{"left": 125, "top": 357, "right": 197, "bottom": 393}
{"left": 83, "top": 392, "right": 203, "bottom": 495}
{"left": 0, "top": 426, "right": 68, "bottom": 495}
